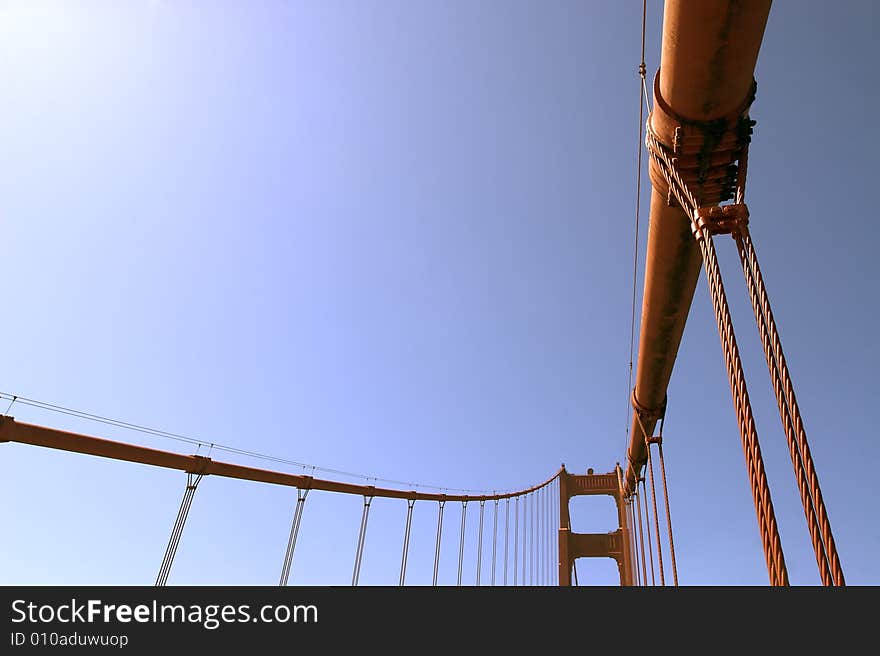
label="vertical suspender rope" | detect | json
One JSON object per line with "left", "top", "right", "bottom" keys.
{"left": 279, "top": 487, "right": 309, "bottom": 586}
{"left": 640, "top": 477, "right": 655, "bottom": 586}
{"left": 476, "top": 499, "right": 485, "bottom": 585}
{"left": 513, "top": 496, "right": 519, "bottom": 586}
{"left": 535, "top": 489, "right": 540, "bottom": 585}
{"left": 735, "top": 225, "right": 837, "bottom": 585}
{"left": 156, "top": 472, "right": 203, "bottom": 587}
{"left": 541, "top": 487, "right": 547, "bottom": 585}
{"left": 352, "top": 495, "right": 373, "bottom": 586}
{"left": 528, "top": 492, "right": 533, "bottom": 585}
{"left": 457, "top": 501, "right": 467, "bottom": 586}
{"left": 654, "top": 414, "right": 679, "bottom": 586}
{"left": 536, "top": 490, "right": 540, "bottom": 585}
{"left": 539, "top": 487, "right": 543, "bottom": 585}
{"left": 433, "top": 500, "right": 445, "bottom": 586}
{"left": 645, "top": 129, "right": 789, "bottom": 586}
{"left": 554, "top": 479, "right": 559, "bottom": 586}
{"left": 532, "top": 492, "right": 537, "bottom": 585}
{"left": 399, "top": 499, "right": 416, "bottom": 586}
{"left": 631, "top": 458, "right": 648, "bottom": 585}
{"left": 504, "top": 498, "right": 510, "bottom": 586}
{"left": 532, "top": 491, "right": 541, "bottom": 585}
{"left": 543, "top": 485, "right": 548, "bottom": 585}
{"left": 491, "top": 499, "right": 499, "bottom": 586}
{"left": 730, "top": 157, "right": 843, "bottom": 585}
{"left": 636, "top": 497, "right": 644, "bottom": 586}
{"left": 533, "top": 490, "right": 537, "bottom": 585}
{"left": 645, "top": 437, "right": 665, "bottom": 585}
{"left": 523, "top": 493, "right": 528, "bottom": 585}
{"left": 629, "top": 498, "right": 640, "bottom": 586}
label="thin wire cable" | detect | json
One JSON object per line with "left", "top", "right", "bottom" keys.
{"left": 625, "top": 0, "right": 650, "bottom": 454}
{"left": 0, "top": 393, "right": 512, "bottom": 496}
{"left": 3, "top": 395, "right": 17, "bottom": 415}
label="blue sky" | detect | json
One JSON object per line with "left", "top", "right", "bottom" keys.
{"left": 0, "top": 0, "right": 877, "bottom": 586}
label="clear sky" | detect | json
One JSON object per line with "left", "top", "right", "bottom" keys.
{"left": 0, "top": 0, "right": 877, "bottom": 586}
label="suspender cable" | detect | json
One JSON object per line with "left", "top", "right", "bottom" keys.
{"left": 639, "top": 478, "right": 655, "bottom": 586}
{"left": 433, "top": 500, "right": 445, "bottom": 586}
{"left": 523, "top": 494, "right": 535, "bottom": 585}
{"left": 542, "top": 487, "right": 546, "bottom": 585}
{"left": 528, "top": 492, "right": 534, "bottom": 585}
{"left": 544, "top": 485, "right": 549, "bottom": 585}
{"left": 491, "top": 499, "right": 499, "bottom": 586}
{"left": 655, "top": 415, "right": 678, "bottom": 586}
{"left": 351, "top": 495, "right": 373, "bottom": 586}
{"left": 504, "top": 498, "right": 510, "bottom": 586}
{"left": 735, "top": 225, "right": 838, "bottom": 585}
{"left": 630, "top": 498, "right": 640, "bottom": 586}
{"left": 279, "top": 487, "right": 309, "bottom": 586}
{"left": 457, "top": 501, "right": 467, "bottom": 586}
{"left": 533, "top": 490, "right": 537, "bottom": 585}
{"left": 645, "top": 128, "right": 788, "bottom": 586}
{"left": 544, "top": 486, "right": 549, "bottom": 585}
{"left": 523, "top": 493, "right": 528, "bottom": 585}
{"left": 645, "top": 438, "right": 665, "bottom": 585}
{"left": 539, "top": 487, "right": 544, "bottom": 585}
{"left": 399, "top": 499, "right": 416, "bottom": 586}
{"left": 632, "top": 498, "right": 648, "bottom": 585}
{"left": 536, "top": 489, "right": 541, "bottom": 585}
{"left": 514, "top": 496, "right": 519, "bottom": 586}
{"left": 730, "top": 157, "right": 843, "bottom": 585}
{"left": 554, "top": 480, "right": 559, "bottom": 586}
{"left": 532, "top": 492, "right": 537, "bottom": 585}
{"left": 476, "top": 500, "right": 485, "bottom": 585}
{"left": 156, "top": 472, "right": 203, "bottom": 587}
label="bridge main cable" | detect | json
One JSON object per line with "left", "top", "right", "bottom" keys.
{"left": 0, "top": 416, "right": 561, "bottom": 504}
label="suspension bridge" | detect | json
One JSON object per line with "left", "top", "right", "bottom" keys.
{"left": 0, "top": 0, "right": 846, "bottom": 587}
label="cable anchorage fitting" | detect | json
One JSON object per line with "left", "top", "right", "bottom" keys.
{"left": 692, "top": 203, "right": 750, "bottom": 241}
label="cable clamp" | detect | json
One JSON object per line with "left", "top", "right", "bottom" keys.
{"left": 693, "top": 203, "right": 750, "bottom": 238}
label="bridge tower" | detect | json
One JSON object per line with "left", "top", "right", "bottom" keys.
{"left": 558, "top": 465, "right": 633, "bottom": 586}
